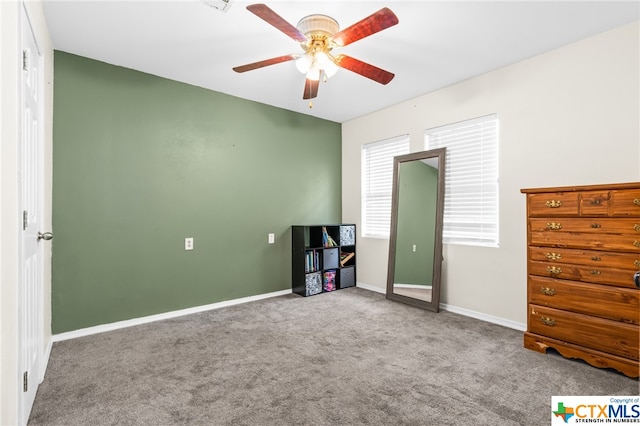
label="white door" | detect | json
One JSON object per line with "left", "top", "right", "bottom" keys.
{"left": 18, "top": 5, "right": 44, "bottom": 425}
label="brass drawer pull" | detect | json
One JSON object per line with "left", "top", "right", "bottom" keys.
{"left": 634, "top": 241, "right": 640, "bottom": 248}
{"left": 590, "top": 199, "right": 601, "bottom": 205}
{"left": 545, "top": 252, "right": 562, "bottom": 261}
{"left": 546, "top": 222, "right": 562, "bottom": 230}
{"left": 540, "top": 287, "right": 556, "bottom": 296}
{"left": 634, "top": 260, "right": 640, "bottom": 268}
{"left": 634, "top": 224, "right": 640, "bottom": 232}
{"left": 589, "top": 270, "right": 601, "bottom": 276}
{"left": 591, "top": 256, "right": 601, "bottom": 261}
{"left": 546, "top": 266, "right": 562, "bottom": 275}
{"left": 591, "top": 223, "right": 601, "bottom": 229}
{"left": 634, "top": 199, "right": 640, "bottom": 206}
{"left": 540, "top": 316, "right": 556, "bottom": 326}
{"left": 546, "top": 200, "right": 562, "bottom": 208}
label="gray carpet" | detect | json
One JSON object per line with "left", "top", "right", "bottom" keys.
{"left": 29, "top": 287, "right": 638, "bottom": 425}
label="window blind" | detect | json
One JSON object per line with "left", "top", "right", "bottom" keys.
{"left": 425, "top": 114, "right": 499, "bottom": 246}
{"left": 362, "top": 135, "right": 410, "bottom": 238}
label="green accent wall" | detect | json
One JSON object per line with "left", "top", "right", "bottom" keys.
{"left": 394, "top": 161, "right": 437, "bottom": 285}
{"left": 52, "top": 52, "right": 341, "bottom": 333}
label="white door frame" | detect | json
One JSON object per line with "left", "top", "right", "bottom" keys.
{"left": 17, "top": 3, "right": 45, "bottom": 424}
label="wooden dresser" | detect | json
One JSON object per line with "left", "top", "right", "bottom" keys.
{"left": 521, "top": 182, "right": 640, "bottom": 378}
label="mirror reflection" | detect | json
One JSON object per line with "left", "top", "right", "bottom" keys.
{"left": 386, "top": 148, "right": 446, "bottom": 312}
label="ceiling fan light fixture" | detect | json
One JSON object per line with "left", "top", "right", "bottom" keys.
{"left": 315, "top": 52, "right": 329, "bottom": 67}
{"left": 295, "top": 54, "right": 313, "bottom": 73}
{"left": 306, "top": 64, "right": 321, "bottom": 81}
{"left": 324, "top": 62, "right": 338, "bottom": 79}
{"left": 315, "top": 52, "right": 338, "bottom": 78}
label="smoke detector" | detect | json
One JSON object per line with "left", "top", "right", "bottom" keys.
{"left": 201, "top": 0, "right": 232, "bottom": 12}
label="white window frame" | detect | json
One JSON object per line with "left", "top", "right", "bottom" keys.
{"left": 425, "top": 114, "right": 499, "bottom": 247}
{"left": 361, "top": 134, "right": 410, "bottom": 239}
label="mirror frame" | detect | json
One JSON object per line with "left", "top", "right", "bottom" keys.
{"left": 386, "top": 148, "right": 446, "bottom": 312}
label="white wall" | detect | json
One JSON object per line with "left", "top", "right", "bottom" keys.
{"left": 0, "top": 1, "right": 53, "bottom": 424}
{"left": 343, "top": 21, "right": 640, "bottom": 327}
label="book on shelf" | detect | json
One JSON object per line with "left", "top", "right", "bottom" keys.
{"left": 322, "top": 226, "right": 338, "bottom": 247}
{"left": 305, "top": 249, "right": 320, "bottom": 273}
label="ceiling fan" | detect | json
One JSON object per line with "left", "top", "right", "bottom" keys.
{"left": 232, "top": 4, "right": 399, "bottom": 104}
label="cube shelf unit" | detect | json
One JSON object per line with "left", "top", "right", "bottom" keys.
{"left": 291, "top": 224, "right": 356, "bottom": 297}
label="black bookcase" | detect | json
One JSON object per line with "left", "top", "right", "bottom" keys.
{"left": 291, "top": 224, "right": 356, "bottom": 296}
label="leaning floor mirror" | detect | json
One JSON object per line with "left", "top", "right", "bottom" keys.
{"left": 386, "top": 148, "right": 446, "bottom": 312}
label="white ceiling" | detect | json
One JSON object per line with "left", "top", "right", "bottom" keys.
{"left": 42, "top": 1, "right": 639, "bottom": 123}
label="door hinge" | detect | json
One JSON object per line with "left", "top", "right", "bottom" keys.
{"left": 23, "top": 371, "right": 28, "bottom": 392}
{"left": 22, "top": 49, "right": 29, "bottom": 72}
{"left": 23, "top": 210, "right": 28, "bottom": 230}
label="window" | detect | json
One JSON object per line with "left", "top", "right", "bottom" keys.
{"left": 425, "top": 114, "right": 499, "bottom": 246}
{"left": 362, "top": 135, "right": 410, "bottom": 238}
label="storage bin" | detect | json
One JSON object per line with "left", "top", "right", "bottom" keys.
{"left": 305, "top": 272, "right": 322, "bottom": 296}
{"left": 340, "top": 266, "right": 355, "bottom": 288}
{"left": 323, "top": 248, "right": 339, "bottom": 269}
{"left": 340, "top": 225, "right": 356, "bottom": 246}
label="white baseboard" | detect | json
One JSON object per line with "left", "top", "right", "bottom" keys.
{"left": 439, "top": 303, "right": 526, "bottom": 331}
{"left": 50, "top": 284, "right": 525, "bottom": 344}
{"left": 52, "top": 289, "right": 292, "bottom": 343}
{"left": 355, "top": 281, "right": 385, "bottom": 294}
{"left": 356, "top": 282, "right": 526, "bottom": 332}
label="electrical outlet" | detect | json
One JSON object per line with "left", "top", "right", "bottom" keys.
{"left": 412, "top": 244, "right": 417, "bottom": 252}
{"left": 268, "top": 233, "right": 275, "bottom": 244}
{"left": 185, "top": 237, "right": 194, "bottom": 251}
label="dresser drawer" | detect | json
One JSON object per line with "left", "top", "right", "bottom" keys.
{"left": 529, "top": 260, "right": 639, "bottom": 288}
{"left": 580, "top": 191, "right": 610, "bottom": 216}
{"left": 529, "top": 305, "right": 639, "bottom": 360}
{"left": 529, "top": 218, "right": 640, "bottom": 234}
{"left": 528, "top": 193, "right": 579, "bottom": 216}
{"left": 528, "top": 276, "right": 639, "bottom": 324}
{"left": 530, "top": 231, "right": 640, "bottom": 252}
{"left": 612, "top": 189, "right": 640, "bottom": 217}
{"left": 529, "top": 246, "right": 640, "bottom": 270}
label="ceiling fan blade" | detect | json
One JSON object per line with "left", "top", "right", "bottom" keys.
{"left": 303, "top": 78, "right": 319, "bottom": 100}
{"left": 334, "top": 54, "right": 394, "bottom": 85}
{"left": 233, "top": 54, "right": 296, "bottom": 73}
{"left": 332, "top": 8, "right": 399, "bottom": 47}
{"left": 246, "top": 4, "right": 307, "bottom": 42}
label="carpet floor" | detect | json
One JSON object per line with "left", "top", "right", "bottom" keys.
{"left": 29, "top": 287, "right": 638, "bottom": 425}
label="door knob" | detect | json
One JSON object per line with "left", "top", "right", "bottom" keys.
{"left": 37, "top": 232, "right": 53, "bottom": 241}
